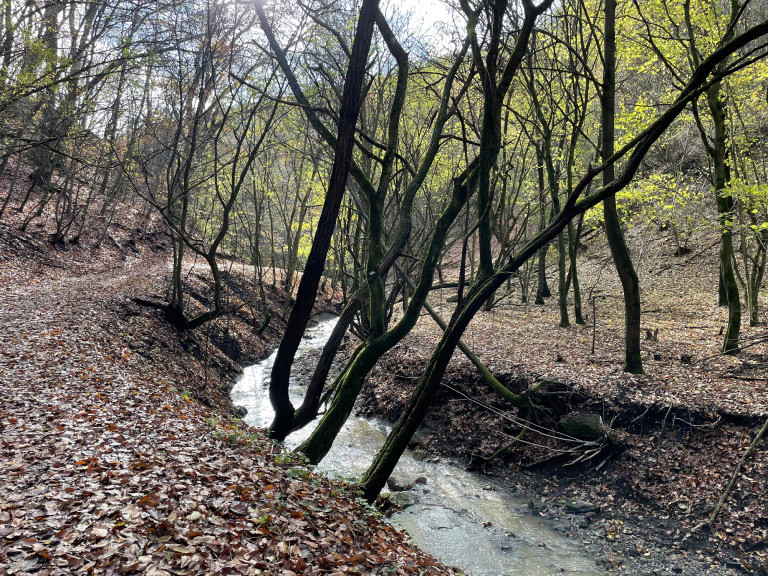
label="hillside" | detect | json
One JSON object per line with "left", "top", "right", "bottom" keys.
{"left": 0, "top": 195, "right": 457, "bottom": 575}
{"left": 357, "top": 227, "right": 768, "bottom": 575}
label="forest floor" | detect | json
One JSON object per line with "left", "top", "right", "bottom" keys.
{"left": 356, "top": 229, "right": 768, "bottom": 576}
{"left": 3, "top": 162, "right": 767, "bottom": 576}
{"left": 0, "top": 184, "right": 458, "bottom": 574}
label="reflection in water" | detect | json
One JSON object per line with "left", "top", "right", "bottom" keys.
{"left": 231, "top": 316, "right": 602, "bottom": 576}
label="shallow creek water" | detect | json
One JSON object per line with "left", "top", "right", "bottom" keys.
{"left": 231, "top": 315, "right": 602, "bottom": 576}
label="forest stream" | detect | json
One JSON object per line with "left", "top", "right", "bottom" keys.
{"left": 231, "top": 315, "right": 603, "bottom": 576}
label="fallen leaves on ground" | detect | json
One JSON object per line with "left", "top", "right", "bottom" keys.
{"left": 0, "top": 204, "right": 458, "bottom": 575}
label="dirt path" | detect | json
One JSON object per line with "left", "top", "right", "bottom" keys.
{"left": 0, "top": 226, "right": 455, "bottom": 575}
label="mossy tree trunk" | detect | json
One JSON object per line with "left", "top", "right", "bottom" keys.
{"left": 709, "top": 81, "right": 741, "bottom": 353}
{"left": 298, "top": 164, "right": 478, "bottom": 463}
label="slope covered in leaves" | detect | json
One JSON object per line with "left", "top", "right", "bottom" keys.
{"left": 0, "top": 206, "right": 457, "bottom": 575}
{"left": 357, "top": 230, "right": 767, "bottom": 575}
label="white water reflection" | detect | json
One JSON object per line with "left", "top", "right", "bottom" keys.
{"left": 231, "top": 315, "right": 602, "bottom": 576}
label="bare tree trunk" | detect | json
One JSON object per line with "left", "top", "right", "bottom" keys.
{"left": 709, "top": 81, "right": 740, "bottom": 353}
{"left": 601, "top": 0, "right": 643, "bottom": 373}
{"left": 261, "top": 0, "right": 380, "bottom": 440}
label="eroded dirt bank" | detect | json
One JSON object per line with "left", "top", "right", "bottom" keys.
{"left": 353, "top": 237, "right": 768, "bottom": 576}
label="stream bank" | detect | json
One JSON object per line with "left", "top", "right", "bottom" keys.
{"left": 231, "top": 316, "right": 604, "bottom": 576}
{"left": 354, "top": 324, "right": 762, "bottom": 576}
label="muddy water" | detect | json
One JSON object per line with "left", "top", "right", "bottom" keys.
{"left": 231, "top": 315, "right": 602, "bottom": 576}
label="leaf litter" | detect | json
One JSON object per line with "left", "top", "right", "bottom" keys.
{"left": 0, "top": 205, "right": 459, "bottom": 575}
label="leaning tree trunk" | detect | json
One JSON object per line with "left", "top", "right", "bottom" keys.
{"left": 298, "top": 166, "right": 476, "bottom": 463}
{"left": 263, "top": 0, "right": 380, "bottom": 440}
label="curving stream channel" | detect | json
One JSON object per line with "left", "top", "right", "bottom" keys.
{"left": 231, "top": 315, "right": 603, "bottom": 576}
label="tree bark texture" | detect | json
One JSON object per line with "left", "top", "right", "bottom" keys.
{"left": 267, "top": 0, "right": 380, "bottom": 440}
